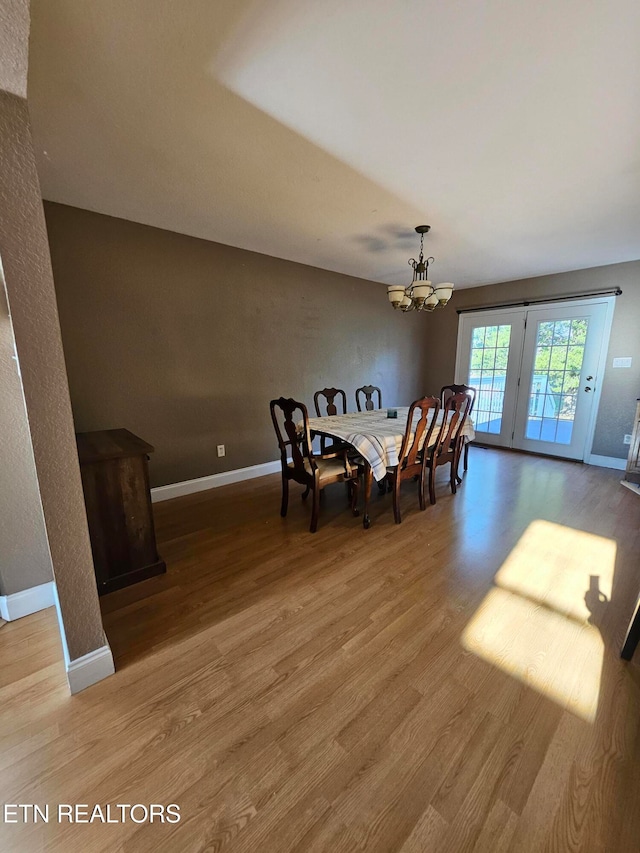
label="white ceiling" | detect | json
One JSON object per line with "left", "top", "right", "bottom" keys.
{"left": 28, "top": 0, "right": 640, "bottom": 288}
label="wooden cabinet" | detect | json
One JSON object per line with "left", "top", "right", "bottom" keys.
{"left": 76, "top": 429, "right": 166, "bottom": 595}
{"left": 625, "top": 399, "right": 640, "bottom": 485}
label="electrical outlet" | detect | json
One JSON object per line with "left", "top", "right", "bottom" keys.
{"left": 217, "top": 444, "right": 225, "bottom": 457}
{"left": 624, "top": 434, "right": 632, "bottom": 445}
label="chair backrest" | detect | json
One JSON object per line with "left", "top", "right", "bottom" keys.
{"left": 314, "top": 387, "right": 347, "bottom": 417}
{"left": 270, "top": 397, "right": 312, "bottom": 476}
{"left": 397, "top": 396, "right": 441, "bottom": 470}
{"left": 355, "top": 385, "right": 382, "bottom": 412}
{"left": 432, "top": 392, "right": 471, "bottom": 457}
{"left": 441, "top": 383, "right": 477, "bottom": 415}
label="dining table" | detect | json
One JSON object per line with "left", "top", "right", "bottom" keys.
{"left": 306, "top": 407, "right": 475, "bottom": 528}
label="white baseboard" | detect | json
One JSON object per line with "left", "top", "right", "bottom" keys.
{"left": 151, "top": 460, "right": 281, "bottom": 503}
{"left": 0, "top": 583, "right": 115, "bottom": 693}
{"left": 621, "top": 480, "right": 640, "bottom": 496}
{"left": 586, "top": 454, "right": 627, "bottom": 471}
{"left": 0, "top": 581, "right": 55, "bottom": 622}
{"left": 66, "top": 644, "right": 115, "bottom": 694}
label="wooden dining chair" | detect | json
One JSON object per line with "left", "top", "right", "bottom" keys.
{"left": 313, "top": 387, "right": 348, "bottom": 453}
{"left": 314, "top": 387, "right": 347, "bottom": 417}
{"left": 355, "top": 385, "right": 382, "bottom": 412}
{"left": 383, "top": 396, "right": 440, "bottom": 524}
{"left": 270, "top": 397, "right": 360, "bottom": 533}
{"left": 426, "top": 392, "right": 471, "bottom": 505}
{"left": 440, "top": 383, "right": 477, "bottom": 474}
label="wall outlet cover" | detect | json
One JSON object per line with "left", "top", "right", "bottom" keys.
{"left": 624, "top": 434, "right": 632, "bottom": 445}
{"left": 217, "top": 444, "right": 225, "bottom": 457}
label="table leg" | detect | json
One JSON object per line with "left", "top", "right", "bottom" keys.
{"left": 363, "top": 463, "right": 373, "bottom": 529}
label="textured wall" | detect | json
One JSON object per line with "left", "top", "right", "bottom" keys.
{"left": 0, "top": 282, "right": 52, "bottom": 595}
{"left": 0, "top": 90, "right": 105, "bottom": 658}
{"left": 421, "top": 261, "right": 640, "bottom": 459}
{"left": 44, "top": 202, "right": 431, "bottom": 488}
{"left": 0, "top": 0, "right": 29, "bottom": 97}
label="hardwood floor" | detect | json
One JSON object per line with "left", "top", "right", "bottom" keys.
{"left": 2, "top": 448, "right": 640, "bottom": 852}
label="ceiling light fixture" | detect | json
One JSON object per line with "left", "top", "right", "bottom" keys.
{"left": 387, "top": 225, "right": 454, "bottom": 312}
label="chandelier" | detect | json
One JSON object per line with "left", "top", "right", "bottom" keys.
{"left": 387, "top": 225, "right": 454, "bottom": 311}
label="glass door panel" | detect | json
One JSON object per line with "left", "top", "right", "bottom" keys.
{"left": 524, "top": 318, "right": 587, "bottom": 445}
{"left": 512, "top": 303, "right": 608, "bottom": 460}
{"left": 456, "top": 299, "right": 611, "bottom": 461}
{"left": 457, "top": 310, "right": 525, "bottom": 448}
{"left": 469, "top": 323, "right": 511, "bottom": 435}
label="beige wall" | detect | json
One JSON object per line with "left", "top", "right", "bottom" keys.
{"left": 0, "top": 0, "right": 50, "bottom": 603}
{"left": 0, "top": 280, "right": 52, "bottom": 595}
{"left": 0, "top": 80, "right": 105, "bottom": 657}
{"left": 0, "top": 0, "right": 29, "bottom": 97}
{"left": 421, "top": 261, "right": 640, "bottom": 459}
{"left": 44, "top": 202, "right": 431, "bottom": 488}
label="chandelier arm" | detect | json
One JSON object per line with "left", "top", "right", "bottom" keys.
{"left": 424, "top": 257, "right": 434, "bottom": 274}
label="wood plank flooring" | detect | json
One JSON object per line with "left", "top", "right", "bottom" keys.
{"left": 1, "top": 448, "right": 640, "bottom": 852}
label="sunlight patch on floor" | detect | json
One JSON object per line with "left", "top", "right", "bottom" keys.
{"left": 462, "top": 520, "right": 617, "bottom": 722}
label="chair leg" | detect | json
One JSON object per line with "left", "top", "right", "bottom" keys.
{"left": 392, "top": 475, "right": 402, "bottom": 524}
{"left": 450, "top": 459, "right": 457, "bottom": 495}
{"left": 280, "top": 475, "right": 289, "bottom": 517}
{"left": 350, "top": 478, "right": 360, "bottom": 517}
{"left": 379, "top": 472, "right": 391, "bottom": 495}
{"left": 429, "top": 463, "right": 436, "bottom": 505}
{"left": 464, "top": 441, "right": 470, "bottom": 471}
{"left": 301, "top": 485, "right": 310, "bottom": 501}
{"left": 418, "top": 468, "right": 426, "bottom": 511}
{"left": 310, "top": 484, "right": 320, "bottom": 533}
{"left": 455, "top": 441, "right": 463, "bottom": 485}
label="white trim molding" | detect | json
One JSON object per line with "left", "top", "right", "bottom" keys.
{"left": 621, "top": 480, "right": 640, "bottom": 496}
{"left": 0, "top": 581, "right": 55, "bottom": 622}
{"left": 455, "top": 295, "right": 616, "bottom": 463}
{"left": 66, "top": 644, "right": 115, "bottom": 694}
{"left": 52, "top": 580, "right": 71, "bottom": 666}
{"left": 151, "top": 460, "right": 281, "bottom": 503}
{"left": 1, "top": 583, "right": 115, "bottom": 693}
{"left": 52, "top": 586, "right": 115, "bottom": 694}
{"left": 586, "top": 454, "right": 627, "bottom": 471}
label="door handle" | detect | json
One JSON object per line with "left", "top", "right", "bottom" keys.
{"left": 586, "top": 375, "right": 594, "bottom": 381}
{"left": 585, "top": 386, "right": 592, "bottom": 392}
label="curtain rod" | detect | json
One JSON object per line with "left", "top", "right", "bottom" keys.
{"left": 456, "top": 287, "right": 622, "bottom": 315}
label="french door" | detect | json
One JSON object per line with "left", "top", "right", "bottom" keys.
{"left": 455, "top": 299, "right": 613, "bottom": 461}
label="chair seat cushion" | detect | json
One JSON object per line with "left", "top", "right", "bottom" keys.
{"left": 289, "top": 457, "right": 353, "bottom": 482}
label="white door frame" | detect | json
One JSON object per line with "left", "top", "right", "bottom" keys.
{"left": 454, "top": 295, "right": 616, "bottom": 461}
{"left": 455, "top": 308, "right": 526, "bottom": 447}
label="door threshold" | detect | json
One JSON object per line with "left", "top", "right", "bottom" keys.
{"left": 470, "top": 443, "right": 583, "bottom": 464}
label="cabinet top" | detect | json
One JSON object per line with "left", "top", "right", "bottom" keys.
{"left": 76, "top": 428, "right": 155, "bottom": 463}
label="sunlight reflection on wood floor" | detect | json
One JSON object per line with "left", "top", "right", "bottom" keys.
{"left": 462, "top": 520, "right": 616, "bottom": 722}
